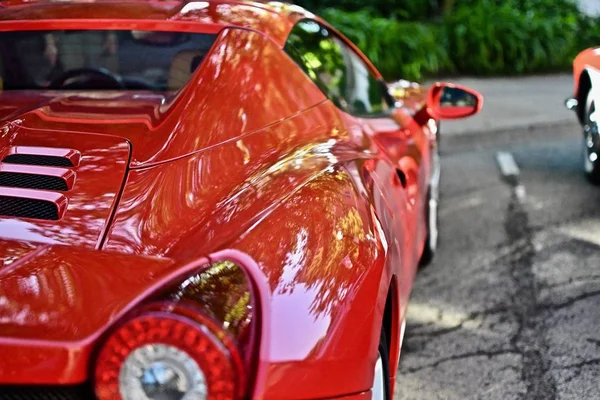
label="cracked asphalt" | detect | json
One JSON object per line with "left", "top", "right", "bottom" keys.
{"left": 395, "top": 122, "right": 600, "bottom": 400}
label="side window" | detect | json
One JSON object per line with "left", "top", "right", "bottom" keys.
{"left": 285, "top": 20, "right": 391, "bottom": 117}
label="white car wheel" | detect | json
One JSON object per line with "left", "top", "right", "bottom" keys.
{"left": 372, "top": 354, "right": 386, "bottom": 400}
{"left": 582, "top": 93, "right": 600, "bottom": 183}
{"left": 420, "top": 140, "right": 441, "bottom": 266}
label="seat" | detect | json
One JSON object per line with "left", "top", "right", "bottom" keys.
{"left": 167, "top": 50, "right": 205, "bottom": 91}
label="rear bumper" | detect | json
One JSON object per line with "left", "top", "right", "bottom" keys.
{"left": 565, "top": 96, "right": 579, "bottom": 111}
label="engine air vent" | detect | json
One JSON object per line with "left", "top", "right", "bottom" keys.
{"left": 0, "top": 384, "right": 94, "bottom": 400}
{"left": 2, "top": 146, "right": 81, "bottom": 168}
{"left": 0, "top": 172, "right": 68, "bottom": 191}
{"left": 0, "top": 188, "right": 67, "bottom": 221}
{"left": 0, "top": 196, "right": 60, "bottom": 220}
{"left": 2, "top": 154, "right": 74, "bottom": 167}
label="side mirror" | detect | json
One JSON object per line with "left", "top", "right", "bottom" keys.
{"left": 427, "top": 82, "right": 483, "bottom": 120}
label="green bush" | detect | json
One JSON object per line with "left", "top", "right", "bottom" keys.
{"left": 320, "top": 9, "right": 452, "bottom": 81}
{"left": 448, "top": 0, "right": 580, "bottom": 17}
{"left": 318, "top": 0, "right": 600, "bottom": 81}
{"left": 444, "top": 2, "right": 571, "bottom": 74}
{"left": 444, "top": 0, "right": 600, "bottom": 75}
{"left": 579, "top": 14, "right": 600, "bottom": 49}
{"left": 294, "top": 0, "right": 437, "bottom": 20}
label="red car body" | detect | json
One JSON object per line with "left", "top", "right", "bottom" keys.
{"left": 0, "top": 1, "right": 482, "bottom": 399}
{"left": 567, "top": 46, "right": 600, "bottom": 119}
{"left": 571, "top": 47, "right": 600, "bottom": 99}
{"left": 567, "top": 47, "right": 600, "bottom": 180}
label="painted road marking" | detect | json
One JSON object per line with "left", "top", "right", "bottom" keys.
{"left": 496, "top": 151, "right": 526, "bottom": 200}
{"left": 514, "top": 184, "right": 527, "bottom": 201}
{"left": 558, "top": 218, "right": 600, "bottom": 247}
{"left": 496, "top": 151, "right": 520, "bottom": 177}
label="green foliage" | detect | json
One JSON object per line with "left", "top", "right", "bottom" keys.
{"left": 294, "top": 0, "right": 437, "bottom": 20}
{"left": 445, "top": 1, "right": 571, "bottom": 74}
{"left": 448, "top": 0, "right": 580, "bottom": 17}
{"left": 318, "top": 0, "right": 600, "bottom": 81}
{"left": 320, "top": 9, "right": 452, "bottom": 81}
{"left": 444, "top": 0, "right": 600, "bottom": 75}
{"left": 578, "top": 14, "right": 600, "bottom": 50}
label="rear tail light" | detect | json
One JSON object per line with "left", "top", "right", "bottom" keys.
{"left": 95, "top": 304, "right": 246, "bottom": 400}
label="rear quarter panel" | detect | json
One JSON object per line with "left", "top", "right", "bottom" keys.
{"left": 103, "top": 26, "right": 406, "bottom": 399}
{"left": 104, "top": 100, "right": 397, "bottom": 398}
{"left": 574, "top": 47, "right": 600, "bottom": 94}
{"left": 230, "top": 154, "right": 390, "bottom": 399}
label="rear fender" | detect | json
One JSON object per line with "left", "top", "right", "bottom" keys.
{"left": 0, "top": 246, "right": 270, "bottom": 387}
{"left": 574, "top": 67, "right": 600, "bottom": 123}
{"left": 584, "top": 67, "right": 600, "bottom": 103}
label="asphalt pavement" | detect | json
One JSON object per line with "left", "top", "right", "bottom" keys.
{"left": 394, "top": 112, "right": 600, "bottom": 399}
{"left": 434, "top": 74, "right": 574, "bottom": 136}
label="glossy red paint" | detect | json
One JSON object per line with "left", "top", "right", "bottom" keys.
{"left": 0, "top": 1, "right": 483, "bottom": 398}
{"left": 573, "top": 47, "right": 600, "bottom": 95}
{"left": 0, "top": 246, "right": 265, "bottom": 387}
{"left": 0, "top": 243, "right": 178, "bottom": 383}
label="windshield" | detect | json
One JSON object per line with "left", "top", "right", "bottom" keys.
{"left": 0, "top": 30, "right": 217, "bottom": 91}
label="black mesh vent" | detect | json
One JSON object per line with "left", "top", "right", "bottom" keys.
{"left": 3, "top": 154, "right": 73, "bottom": 167}
{"left": 0, "top": 196, "right": 59, "bottom": 220}
{"left": 0, "top": 384, "right": 94, "bottom": 400}
{"left": 0, "top": 173, "right": 68, "bottom": 191}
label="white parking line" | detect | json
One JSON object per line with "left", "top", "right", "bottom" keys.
{"left": 496, "top": 151, "right": 520, "bottom": 177}
{"left": 558, "top": 218, "right": 600, "bottom": 247}
{"left": 496, "top": 151, "right": 527, "bottom": 200}
{"left": 514, "top": 184, "right": 527, "bottom": 201}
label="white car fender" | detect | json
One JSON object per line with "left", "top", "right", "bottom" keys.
{"left": 586, "top": 66, "right": 600, "bottom": 103}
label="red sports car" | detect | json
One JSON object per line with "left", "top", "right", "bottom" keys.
{"left": 567, "top": 46, "right": 600, "bottom": 182}
{"left": 0, "top": 1, "right": 482, "bottom": 399}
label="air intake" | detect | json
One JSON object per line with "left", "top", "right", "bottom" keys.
{"left": 2, "top": 146, "right": 81, "bottom": 168}
{"left": 0, "top": 188, "right": 68, "bottom": 221}
{"left": 0, "top": 172, "right": 68, "bottom": 191}
{"left": 0, "top": 147, "right": 76, "bottom": 220}
{"left": 3, "top": 154, "right": 74, "bottom": 167}
{"left": 0, "top": 196, "right": 60, "bottom": 220}
{"left": 0, "top": 384, "right": 94, "bottom": 400}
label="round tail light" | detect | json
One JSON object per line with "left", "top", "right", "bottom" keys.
{"left": 95, "top": 307, "right": 245, "bottom": 400}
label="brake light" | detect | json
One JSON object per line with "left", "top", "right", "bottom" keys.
{"left": 95, "top": 304, "right": 245, "bottom": 400}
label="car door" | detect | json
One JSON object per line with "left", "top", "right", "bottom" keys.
{"left": 284, "top": 20, "right": 422, "bottom": 303}
{"left": 329, "top": 34, "right": 429, "bottom": 272}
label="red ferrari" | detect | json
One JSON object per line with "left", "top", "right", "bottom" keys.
{"left": 0, "top": 1, "right": 482, "bottom": 399}
{"left": 566, "top": 46, "right": 600, "bottom": 182}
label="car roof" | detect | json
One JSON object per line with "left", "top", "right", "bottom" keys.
{"left": 0, "top": 0, "right": 316, "bottom": 47}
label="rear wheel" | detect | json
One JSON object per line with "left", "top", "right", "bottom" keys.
{"left": 373, "top": 330, "right": 391, "bottom": 400}
{"left": 582, "top": 93, "right": 600, "bottom": 184}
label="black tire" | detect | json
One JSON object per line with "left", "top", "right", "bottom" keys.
{"left": 582, "top": 92, "right": 600, "bottom": 184}
{"left": 375, "top": 329, "right": 392, "bottom": 400}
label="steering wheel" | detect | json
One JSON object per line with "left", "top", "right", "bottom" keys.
{"left": 49, "top": 67, "right": 125, "bottom": 90}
